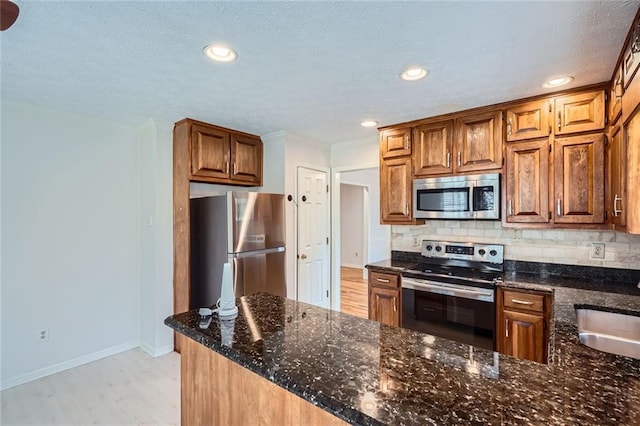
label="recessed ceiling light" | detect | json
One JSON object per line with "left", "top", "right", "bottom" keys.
{"left": 203, "top": 44, "right": 238, "bottom": 62}
{"left": 400, "top": 66, "right": 428, "bottom": 81}
{"left": 543, "top": 76, "right": 574, "bottom": 88}
{"left": 361, "top": 120, "right": 378, "bottom": 128}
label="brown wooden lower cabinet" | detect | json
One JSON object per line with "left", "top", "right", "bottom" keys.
{"left": 368, "top": 270, "right": 401, "bottom": 327}
{"left": 180, "top": 335, "right": 346, "bottom": 426}
{"left": 496, "top": 288, "right": 551, "bottom": 364}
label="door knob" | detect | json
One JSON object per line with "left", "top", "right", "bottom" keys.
{"left": 300, "top": 254, "right": 307, "bottom": 259}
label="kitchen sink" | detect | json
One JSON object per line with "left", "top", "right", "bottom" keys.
{"left": 575, "top": 307, "right": 640, "bottom": 360}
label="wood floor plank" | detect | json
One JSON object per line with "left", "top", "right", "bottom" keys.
{"left": 340, "top": 266, "right": 369, "bottom": 319}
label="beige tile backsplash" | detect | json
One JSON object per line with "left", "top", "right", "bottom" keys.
{"left": 392, "top": 221, "right": 640, "bottom": 270}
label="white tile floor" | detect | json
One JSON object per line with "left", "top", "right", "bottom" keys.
{"left": 1, "top": 348, "right": 180, "bottom": 425}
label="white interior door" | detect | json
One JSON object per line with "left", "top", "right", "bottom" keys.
{"left": 297, "top": 166, "right": 330, "bottom": 308}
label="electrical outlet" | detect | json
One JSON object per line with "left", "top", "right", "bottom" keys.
{"left": 39, "top": 328, "right": 49, "bottom": 341}
{"left": 590, "top": 243, "right": 605, "bottom": 259}
{"left": 413, "top": 235, "right": 420, "bottom": 247}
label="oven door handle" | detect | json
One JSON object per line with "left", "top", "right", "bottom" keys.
{"left": 402, "top": 278, "right": 494, "bottom": 302}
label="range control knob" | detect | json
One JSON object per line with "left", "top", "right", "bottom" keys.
{"left": 426, "top": 244, "right": 433, "bottom": 251}
{"left": 478, "top": 249, "right": 486, "bottom": 256}
{"left": 435, "top": 245, "right": 442, "bottom": 252}
{"left": 489, "top": 249, "right": 498, "bottom": 257}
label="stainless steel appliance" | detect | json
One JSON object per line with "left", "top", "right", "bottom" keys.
{"left": 413, "top": 173, "right": 500, "bottom": 220}
{"left": 401, "top": 240, "right": 504, "bottom": 350}
{"left": 189, "top": 192, "right": 286, "bottom": 309}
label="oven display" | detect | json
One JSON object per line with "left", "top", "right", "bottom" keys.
{"left": 446, "top": 245, "right": 474, "bottom": 255}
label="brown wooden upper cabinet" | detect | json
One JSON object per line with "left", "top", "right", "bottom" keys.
{"left": 553, "top": 133, "right": 605, "bottom": 224}
{"left": 609, "top": 65, "right": 623, "bottom": 124}
{"left": 380, "top": 127, "right": 412, "bottom": 159}
{"left": 454, "top": 110, "right": 503, "bottom": 173}
{"left": 414, "top": 121, "right": 453, "bottom": 176}
{"left": 178, "top": 118, "right": 263, "bottom": 186}
{"left": 505, "top": 100, "right": 551, "bottom": 142}
{"left": 554, "top": 90, "right": 605, "bottom": 136}
{"left": 608, "top": 125, "right": 626, "bottom": 229}
{"left": 505, "top": 138, "right": 550, "bottom": 223}
{"left": 623, "top": 36, "right": 640, "bottom": 89}
{"left": 380, "top": 157, "right": 413, "bottom": 223}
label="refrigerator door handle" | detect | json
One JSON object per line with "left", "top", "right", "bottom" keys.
{"left": 231, "top": 246, "right": 286, "bottom": 258}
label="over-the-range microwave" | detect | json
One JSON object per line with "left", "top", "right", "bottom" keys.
{"left": 413, "top": 173, "right": 500, "bottom": 220}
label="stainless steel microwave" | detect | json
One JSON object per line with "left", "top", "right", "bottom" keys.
{"left": 413, "top": 173, "right": 500, "bottom": 220}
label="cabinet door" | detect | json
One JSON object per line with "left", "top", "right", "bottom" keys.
{"left": 190, "top": 124, "right": 230, "bottom": 179}
{"left": 609, "top": 65, "right": 623, "bottom": 124}
{"left": 554, "top": 134, "right": 605, "bottom": 224}
{"left": 380, "top": 127, "right": 412, "bottom": 159}
{"left": 369, "top": 286, "right": 400, "bottom": 327}
{"left": 625, "top": 111, "right": 640, "bottom": 234}
{"left": 231, "top": 134, "right": 263, "bottom": 185}
{"left": 624, "top": 38, "right": 640, "bottom": 89}
{"left": 454, "top": 110, "right": 503, "bottom": 173}
{"left": 380, "top": 157, "right": 413, "bottom": 224}
{"left": 554, "top": 90, "right": 605, "bottom": 135}
{"left": 414, "top": 121, "right": 453, "bottom": 176}
{"left": 608, "top": 126, "right": 626, "bottom": 228}
{"left": 506, "top": 100, "right": 551, "bottom": 142}
{"left": 505, "top": 139, "right": 550, "bottom": 223}
{"left": 501, "top": 310, "right": 545, "bottom": 363}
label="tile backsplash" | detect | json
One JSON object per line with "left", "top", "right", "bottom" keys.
{"left": 392, "top": 221, "right": 640, "bottom": 270}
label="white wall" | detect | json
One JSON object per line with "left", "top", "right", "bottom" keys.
{"left": 1, "top": 100, "right": 141, "bottom": 389}
{"left": 341, "top": 168, "right": 389, "bottom": 264}
{"left": 138, "top": 119, "right": 174, "bottom": 357}
{"left": 330, "top": 136, "right": 378, "bottom": 168}
{"left": 340, "top": 184, "right": 364, "bottom": 267}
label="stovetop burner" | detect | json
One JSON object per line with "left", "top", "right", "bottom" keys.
{"left": 413, "top": 263, "right": 503, "bottom": 282}
{"left": 401, "top": 240, "right": 505, "bottom": 289}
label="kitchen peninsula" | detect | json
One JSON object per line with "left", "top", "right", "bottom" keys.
{"left": 166, "top": 282, "right": 640, "bottom": 425}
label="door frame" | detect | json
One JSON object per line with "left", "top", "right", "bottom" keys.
{"left": 295, "top": 163, "right": 331, "bottom": 307}
{"left": 330, "top": 162, "right": 391, "bottom": 312}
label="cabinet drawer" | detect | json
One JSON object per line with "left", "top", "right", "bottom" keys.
{"left": 502, "top": 290, "right": 545, "bottom": 313}
{"left": 369, "top": 271, "right": 400, "bottom": 289}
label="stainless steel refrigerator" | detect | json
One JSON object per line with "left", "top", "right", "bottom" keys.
{"left": 189, "top": 192, "right": 286, "bottom": 309}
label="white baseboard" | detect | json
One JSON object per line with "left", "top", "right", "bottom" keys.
{"left": 341, "top": 263, "right": 363, "bottom": 269}
{"left": 0, "top": 340, "right": 139, "bottom": 391}
{"left": 139, "top": 341, "right": 174, "bottom": 358}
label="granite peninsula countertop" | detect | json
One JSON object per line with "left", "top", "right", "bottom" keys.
{"left": 166, "top": 290, "right": 640, "bottom": 425}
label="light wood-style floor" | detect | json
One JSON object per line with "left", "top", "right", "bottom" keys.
{"left": 1, "top": 348, "right": 180, "bottom": 426}
{"left": 340, "top": 266, "right": 368, "bottom": 319}
{"left": 1, "top": 271, "right": 368, "bottom": 425}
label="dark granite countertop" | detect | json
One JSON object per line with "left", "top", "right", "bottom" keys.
{"left": 166, "top": 290, "right": 640, "bottom": 425}
{"left": 365, "top": 259, "right": 419, "bottom": 272}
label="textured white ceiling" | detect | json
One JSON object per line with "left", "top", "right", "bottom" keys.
{"left": 2, "top": 1, "right": 638, "bottom": 144}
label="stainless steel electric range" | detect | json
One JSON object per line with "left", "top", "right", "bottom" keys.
{"left": 401, "top": 240, "right": 504, "bottom": 351}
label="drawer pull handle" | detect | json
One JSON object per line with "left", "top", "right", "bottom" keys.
{"left": 376, "top": 278, "right": 390, "bottom": 283}
{"left": 511, "top": 299, "right": 535, "bottom": 306}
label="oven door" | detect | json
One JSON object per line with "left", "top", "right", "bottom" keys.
{"left": 401, "top": 279, "right": 495, "bottom": 350}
